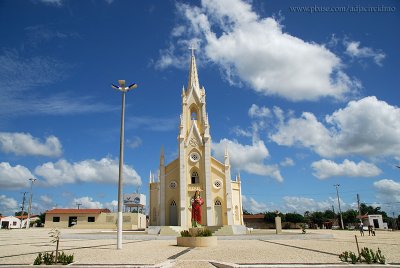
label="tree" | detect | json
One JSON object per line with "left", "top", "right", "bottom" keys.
{"left": 310, "top": 211, "right": 325, "bottom": 226}
{"left": 342, "top": 209, "right": 358, "bottom": 225}
{"left": 264, "top": 212, "right": 276, "bottom": 223}
{"left": 323, "top": 210, "right": 335, "bottom": 220}
{"left": 243, "top": 209, "right": 252, "bottom": 215}
{"left": 285, "top": 213, "right": 304, "bottom": 223}
{"left": 15, "top": 211, "right": 28, "bottom": 216}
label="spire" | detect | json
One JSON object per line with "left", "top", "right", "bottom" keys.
{"left": 160, "top": 146, "right": 164, "bottom": 166}
{"left": 224, "top": 146, "right": 230, "bottom": 166}
{"left": 187, "top": 45, "right": 200, "bottom": 91}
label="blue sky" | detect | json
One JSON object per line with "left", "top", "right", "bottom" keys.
{"left": 1, "top": 0, "right": 399, "bottom": 217}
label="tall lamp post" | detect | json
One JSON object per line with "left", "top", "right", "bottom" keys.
{"left": 26, "top": 178, "right": 37, "bottom": 229}
{"left": 112, "top": 80, "right": 137, "bottom": 250}
{"left": 334, "top": 184, "right": 344, "bottom": 230}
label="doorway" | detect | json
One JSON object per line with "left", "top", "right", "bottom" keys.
{"left": 214, "top": 200, "right": 222, "bottom": 226}
{"left": 373, "top": 219, "right": 379, "bottom": 228}
{"left": 68, "top": 216, "right": 77, "bottom": 227}
{"left": 169, "top": 200, "right": 178, "bottom": 226}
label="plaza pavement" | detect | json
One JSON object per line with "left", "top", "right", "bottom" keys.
{"left": 0, "top": 228, "right": 400, "bottom": 267}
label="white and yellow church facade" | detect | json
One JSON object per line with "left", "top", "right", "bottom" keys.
{"left": 149, "top": 51, "right": 245, "bottom": 232}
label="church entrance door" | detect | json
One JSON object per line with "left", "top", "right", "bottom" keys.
{"left": 214, "top": 200, "right": 222, "bottom": 226}
{"left": 169, "top": 200, "right": 178, "bottom": 226}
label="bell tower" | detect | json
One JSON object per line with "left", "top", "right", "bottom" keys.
{"left": 178, "top": 48, "right": 213, "bottom": 227}
{"left": 149, "top": 48, "right": 244, "bottom": 230}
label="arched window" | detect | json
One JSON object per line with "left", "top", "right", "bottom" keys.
{"left": 191, "top": 111, "right": 197, "bottom": 120}
{"left": 191, "top": 171, "right": 199, "bottom": 184}
{"left": 215, "top": 199, "right": 222, "bottom": 206}
{"left": 170, "top": 200, "right": 176, "bottom": 206}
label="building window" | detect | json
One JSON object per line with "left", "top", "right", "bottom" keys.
{"left": 169, "top": 180, "right": 177, "bottom": 189}
{"left": 170, "top": 200, "right": 177, "bottom": 206}
{"left": 13, "top": 221, "right": 17, "bottom": 226}
{"left": 88, "top": 217, "right": 95, "bottom": 223}
{"left": 191, "top": 171, "right": 199, "bottom": 184}
{"left": 213, "top": 179, "right": 222, "bottom": 189}
{"left": 215, "top": 200, "right": 222, "bottom": 206}
{"left": 191, "top": 111, "right": 197, "bottom": 120}
{"left": 190, "top": 152, "right": 200, "bottom": 163}
{"left": 53, "top": 217, "right": 60, "bottom": 222}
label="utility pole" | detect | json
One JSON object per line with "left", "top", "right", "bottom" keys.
{"left": 357, "top": 194, "right": 361, "bottom": 220}
{"left": 112, "top": 80, "right": 138, "bottom": 250}
{"left": 334, "top": 184, "right": 344, "bottom": 230}
{"left": 26, "top": 178, "right": 37, "bottom": 229}
{"left": 20, "top": 192, "right": 27, "bottom": 228}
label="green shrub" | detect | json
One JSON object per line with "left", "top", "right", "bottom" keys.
{"left": 361, "top": 247, "right": 373, "bottom": 264}
{"left": 42, "top": 252, "right": 54, "bottom": 265}
{"left": 339, "top": 248, "right": 386, "bottom": 265}
{"left": 349, "top": 251, "right": 358, "bottom": 264}
{"left": 339, "top": 251, "right": 349, "bottom": 262}
{"left": 33, "top": 251, "right": 74, "bottom": 265}
{"left": 180, "top": 228, "right": 213, "bottom": 237}
{"left": 196, "top": 228, "right": 212, "bottom": 237}
{"left": 33, "top": 253, "right": 43, "bottom": 265}
{"left": 57, "top": 251, "right": 74, "bottom": 265}
{"left": 376, "top": 248, "right": 386, "bottom": 264}
{"left": 180, "top": 230, "right": 191, "bottom": 237}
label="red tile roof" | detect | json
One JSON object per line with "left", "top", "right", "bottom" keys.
{"left": 46, "top": 208, "right": 111, "bottom": 214}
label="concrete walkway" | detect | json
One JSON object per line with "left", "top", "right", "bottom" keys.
{"left": 0, "top": 228, "right": 399, "bottom": 267}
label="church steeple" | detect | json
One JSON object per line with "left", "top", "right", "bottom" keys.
{"left": 187, "top": 46, "right": 200, "bottom": 91}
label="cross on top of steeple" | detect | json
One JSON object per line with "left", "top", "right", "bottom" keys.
{"left": 189, "top": 44, "right": 196, "bottom": 56}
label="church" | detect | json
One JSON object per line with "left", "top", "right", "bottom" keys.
{"left": 149, "top": 50, "right": 244, "bottom": 230}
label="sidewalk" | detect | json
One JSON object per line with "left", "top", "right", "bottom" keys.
{"left": 1, "top": 228, "right": 399, "bottom": 267}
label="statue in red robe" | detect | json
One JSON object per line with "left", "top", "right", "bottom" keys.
{"left": 191, "top": 190, "right": 204, "bottom": 227}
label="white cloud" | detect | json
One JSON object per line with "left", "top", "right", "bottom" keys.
{"left": 160, "top": 0, "right": 359, "bottom": 101}
{"left": 126, "top": 136, "right": 142, "bottom": 149}
{"left": 373, "top": 179, "right": 400, "bottom": 202}
{"left": 230, "top": 126, "right": 252, "bottom": 138}
{"left": 38, "top": 0, "right": 63, "bottom": 6}
{"left": 40, "top": 195, "right": 53, "bottom": 205}
{"left": 283, "top": 196, "right": 332, "bottom": 214}
{"left": 271, "top": 96, "right": 400, "bottom": 158}
{"left": 127, "top": 116, "right": 177, "bottom": 131}
{"left": 242, "top": 195, "right": 269, "bottom": 213}
{"left": 0, "top": 162, "right": 34, "bottom": 189}
{"left": 248, "top": 104, "right": 271, "bottom": 118}
{"left": 72, "top": 197, "right": 103, "bottom": 209}
{"left": 0, "top": 132, "right": 62, "bottom": 157}
{"left": 212, "top": 138, "right": 283, "bottom": 182}
{"left": 104, "top": 200, "right": 118, "bottom": 211}
{"left": 280, "top": 157, "right": 294, "bottom": 167}
{"left": 0, "top": 50, "right": 114, "bottom": 117}
{"left": 345, "top": 40, "right": 385, "bottom": 66}
{"left": 34, "top": 157, "right": 142, "bottom": 186}
{"left": 311, "top": 159, "right": 381, "bottom": 179}
{"left": 0, "top": 195, "right": 18, "bottom": 215}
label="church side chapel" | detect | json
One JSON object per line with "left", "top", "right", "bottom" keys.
{"left": 149, "top": 50, "right": 245, "bottom": 231}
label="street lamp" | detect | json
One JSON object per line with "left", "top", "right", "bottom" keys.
{"left": 334, "top": 184, "right": 344, "bottom": 230}
{"left": 26, "top": 178, "right": 37, "bottom": 229}
{"left": 112, "top": 80, "right": 137, "bottom": 250}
